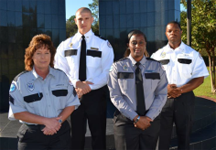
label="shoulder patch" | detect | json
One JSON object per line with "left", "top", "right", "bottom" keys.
{"left": 9, "top": 83, "right": 16, "bottom": 93}
{"left": 13, "top": 71, "right": 28, "bottom": 81}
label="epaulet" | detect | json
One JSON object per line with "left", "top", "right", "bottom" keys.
{"left": 94, "top": 34, "right": 107, "bottom": 41}
{"left": 13, "top": 71, "right": 29, "bottom": 81}
{"left": 53, "top": 68, "right": 68, "bottom": 76}
{"left": 115, "top": 57, "right": 128, "bottom": 63}
{"left": 146, "top": 57, "right": 159, "bottom": 62}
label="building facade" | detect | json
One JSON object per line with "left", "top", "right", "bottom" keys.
{"left": 0, "top": 0, "right": 66, "bottom": 111}
{"left": 99, "top": 0, "right": 180, "bottom": 60}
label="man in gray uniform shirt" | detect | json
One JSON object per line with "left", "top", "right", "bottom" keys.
{"left": 108, "top": 30, "right": 168, "bottom": 150}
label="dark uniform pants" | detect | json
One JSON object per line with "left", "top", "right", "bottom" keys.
{"left": 18, "top": 121, "right": 71, "bottom": 150}
{"left": 159, "top": 91, "right": 195, "bottom": 150}
{"left": 113, "top": 111, "right": 160, "bottom": 150}
{"left": 70, "top": 86, "right": 107, "bottom": 150}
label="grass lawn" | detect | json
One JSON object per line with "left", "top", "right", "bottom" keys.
{"left": 193, "top": 68, "right": 216, "bottom": 99}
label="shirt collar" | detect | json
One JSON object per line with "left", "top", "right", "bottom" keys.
{"left": 32, "top": 66, "right": 55, "bottom": 80}
{"left": 166, "top": 41, "right": 185, "bottom": 52}
{"left": 128, "top": 54, "right": 147, "bottom": 66}
{"left": 77, "top": 29, "right": 93, "bottom": 42}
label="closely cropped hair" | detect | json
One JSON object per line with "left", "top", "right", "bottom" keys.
{"left": 24, "top": 34, "right": 56, "bottom": 71}
{"left": 124, "top": 30, "right": 149, "bottom": 58}
{"left": 167, "top": 21, "right": 182, "bottom": 30}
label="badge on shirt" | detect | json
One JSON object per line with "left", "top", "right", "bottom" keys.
{"left": 69, "top": 42, "right": 73, "bottom": 48}
{"left": 27, "top": 82, "right": 34, "bottom": 92}
{"left": 9, "top": 83, "right": 16, "bottom": 93}
{"left": 160, "top": 52, "right": 166, "bottom": 58}
{"left": 90, "top": 47, "right": 99, "bottom": 51}
{"left": 107, "top": 41, "right": 112, "bottom": 48}
{"left": 123, "top": 65, "right": 128, "bottom": 71}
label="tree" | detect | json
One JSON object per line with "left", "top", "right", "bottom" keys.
{"left": 88, "top": 0, "right": 99, "bottom": 35}
{"left": 66, "top": 15, "right": 77, "bottom": 38}
{"left": 181, "top": 0, "right": 216, "bottom": 93}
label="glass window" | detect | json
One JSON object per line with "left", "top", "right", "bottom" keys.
{"left": 15, "top": 27, "right": 23, "bottom": 43}
{"left": 22, "top": 0, "right": 29, "bottom": 12}
{"left": 29, "top": 0, "right": 37, "bottom": 13}
{"left": 99, "top": 1, "right": 106, "bottom": 15}
{"left": 51, "top": 0, "right": 58, "bottom": 15}
{"left": 52, "top": 29, "right": 59, "bottom": 47}
{"left": 7, "top": 0, "right": 15, "bottom": 11}
{"left": 133, "top": 13, "right": 140, "bottom": 28}
{"left": 45, "top": 14, "right": 52, "bottom": 29}
{"left": 37, "top": 0, "right": 44, "bottom": 14}
{"left": 0, "top": 10, "right": 7, "bottom": 26}
{"left": 126, "top": 14, "right": 133, "bottom": 28}
{"left": 112, "top": 1, "right": 119, "bottom": 15}
{"left": 146, "top": 27, "right": 155, "bottom": 41}
{"left": 59, "top": 29, "right": 66, "bottom": 42}
{"left": 140, "top": 13, "right": 147, "bottom": 28}
{"left": 155, "top": 12, "right": 161, "bottom": 26}
{"left": 59, "top": 15, "right": 66, "bottom": 29}
{"left": 106, "top": 15, "right": 113, "bottom": 29}
{"left": 119, "top": 15, "right": 126, "bottom": 28}
{"left": 58, "top": 0, "right": 65, "bottom": 15}
{"left": 52, "top": 15, "right": 59, "bottom": 29}
{"left": 147, "top": 0, "right": 155, "bottom": 12}
{"left": 8, "top": 27, "right": 16, "bottom": 43}
{"left": 113, "top": 15, "right": 119, "bottom": 29}
{"left": 147, "top": 12, "right": 154, "bottom": 27}
{"left": 139, "top": 0, "right": 147, "bottom": 13}
{"left": 22, "top": 12, "right": 30, "bottom": 27}
{"left": 119, "top": 1, "right": 126, "bottom": 14}
{"left": 175, "top": 0, "right": 180, "bottom": 11}
{"left": 105, "top": 1, "right": 112, "bottom": 15}
{"left": 15, "top": 12, "right": 22, "bottom": 27}
{"left": 133, "top": 1, "right": 139, "bottom": 14}
{"left": 44, "top": 0, "right": 51, "bottom": 14}
{"left": 37, "top": 14, "right": 44, "bottom": 28}
{"left": 126, "top": 1, "right": 133, "bottom": 14}
{"left": 0, "top": 27, "right": 8, "bottom": 42}
{"left": 7, "top": 11, "right": 15, "bottom": 26}
{"left": 0, "top": 0, "right": 7, "bottom": 10}
{"left": 14, "top": 0, "right": 22, "bottom": 12}
{"left": 99, "top": 15, "right": 106, "bottom": 29}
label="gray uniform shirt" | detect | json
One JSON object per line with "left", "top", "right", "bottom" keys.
{"left": 108, "top": 55, "right": 168, "bottom": 121}
{"left": 8, "top": 67, "right": 80, "bottom": 124}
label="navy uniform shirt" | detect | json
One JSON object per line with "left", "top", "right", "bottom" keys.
{"left": 108, "top": 55, "right": 168, "bottom": 121}
{"left": 54, "top": 29, "right": 114, "bottom": 90}
{"left": 151, "top": 42, "right": 209, "bottom": 87}
{"left": 8, "top": 67, "right": 80, "bottom": 124}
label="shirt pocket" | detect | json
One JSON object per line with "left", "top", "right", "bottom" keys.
{"left": 117, "top": 72, "right": 134, "bottom": 91}
{"left": 177, "top": 58, "right": 192, "bottom": 78}
{"left": 23, "top": 93, "right": 43, "bottom": 108}
{"left": 51, "top": 85, "right": 68, "bottom": 110}
{"left": 86, "top": 50, "right": 102, "bottom": 68}
{"left": 144, "top": 72, "right": 160, "bottom": 90}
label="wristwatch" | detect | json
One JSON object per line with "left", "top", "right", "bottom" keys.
{"left": 134, "top": 116, "right": 140, "bottom": 123}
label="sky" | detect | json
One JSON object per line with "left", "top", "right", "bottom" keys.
{"left": 65, "top": 0, "right": 186, "bottom": 20}
{"left": 65, "top": 0, "right": 93, "bottom": 20}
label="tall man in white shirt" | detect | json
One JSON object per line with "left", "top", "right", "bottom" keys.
{"left": 151, "top": 21, "right": 209, "bottom": 150}
{"left": 54, "top": 7, "right": 114, "bottom": 150}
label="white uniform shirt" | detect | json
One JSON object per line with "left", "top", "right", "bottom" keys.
{"left": 54, "top": 29, "right": 114, "bottom": 90}
{"left": 108, "top": 55, "right": 168, "bottom": 121}
{"left": 151, "top": 42, "right": 209, "bottom": 87}
{"left": 8, "top": 67, "right": 80, "bottom": 124}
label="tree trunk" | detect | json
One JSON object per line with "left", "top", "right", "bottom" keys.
{"left": 207, "top": 49, "right": 216, "bottom": 94}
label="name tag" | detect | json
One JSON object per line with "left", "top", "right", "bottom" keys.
{"left": 117, "top": 72, "right": 134, "bottom": 79}
{"left": 145, "top": 73, "right": 160, "bottom": 80}
{"left": 64, "top": 49, "right": 77, "bottom": 57}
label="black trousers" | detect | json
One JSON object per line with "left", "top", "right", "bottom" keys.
{"left": 113, "top": 111, "right": 160, "bottom": 150}
{"left": 70, "top": 86, "right": 107, "bottom": 150}
{"left": 158, "top": 91, "right": 195, "bottom": 150}
{"left": 18, "top": 121, "right": 71, "bottom": 150}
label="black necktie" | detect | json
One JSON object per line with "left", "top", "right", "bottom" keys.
{"left": 135, "top": 62, "right": 146, "bottom": 116}
{"left": 79, "top": 35, "right": 86, "bottom": 81}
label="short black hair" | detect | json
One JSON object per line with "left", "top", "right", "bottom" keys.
{"left": 166, "top": 21, "right": 181, "bottom": 30}
{"left": 127, "top": 29, "right": 147, "bottom": 44}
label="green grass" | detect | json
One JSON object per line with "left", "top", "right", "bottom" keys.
{"left": 193, "top": 68, "right": 216, "bottom": 99}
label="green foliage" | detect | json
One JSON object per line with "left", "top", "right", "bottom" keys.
{"left": 88, "top": 0, "right": 99, "bottom": 22}
{"left": 180, "top": 0, "right": 216, "bottom": 93}
{"left": 66, "top": 15, "right": 77, "bottom": 38}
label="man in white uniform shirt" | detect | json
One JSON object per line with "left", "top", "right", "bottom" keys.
{"left": 54, "top": 7, "right": 114, "bottom": 150}
{"left": 151, "top": 21, "right": 209, "bottom": 150}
